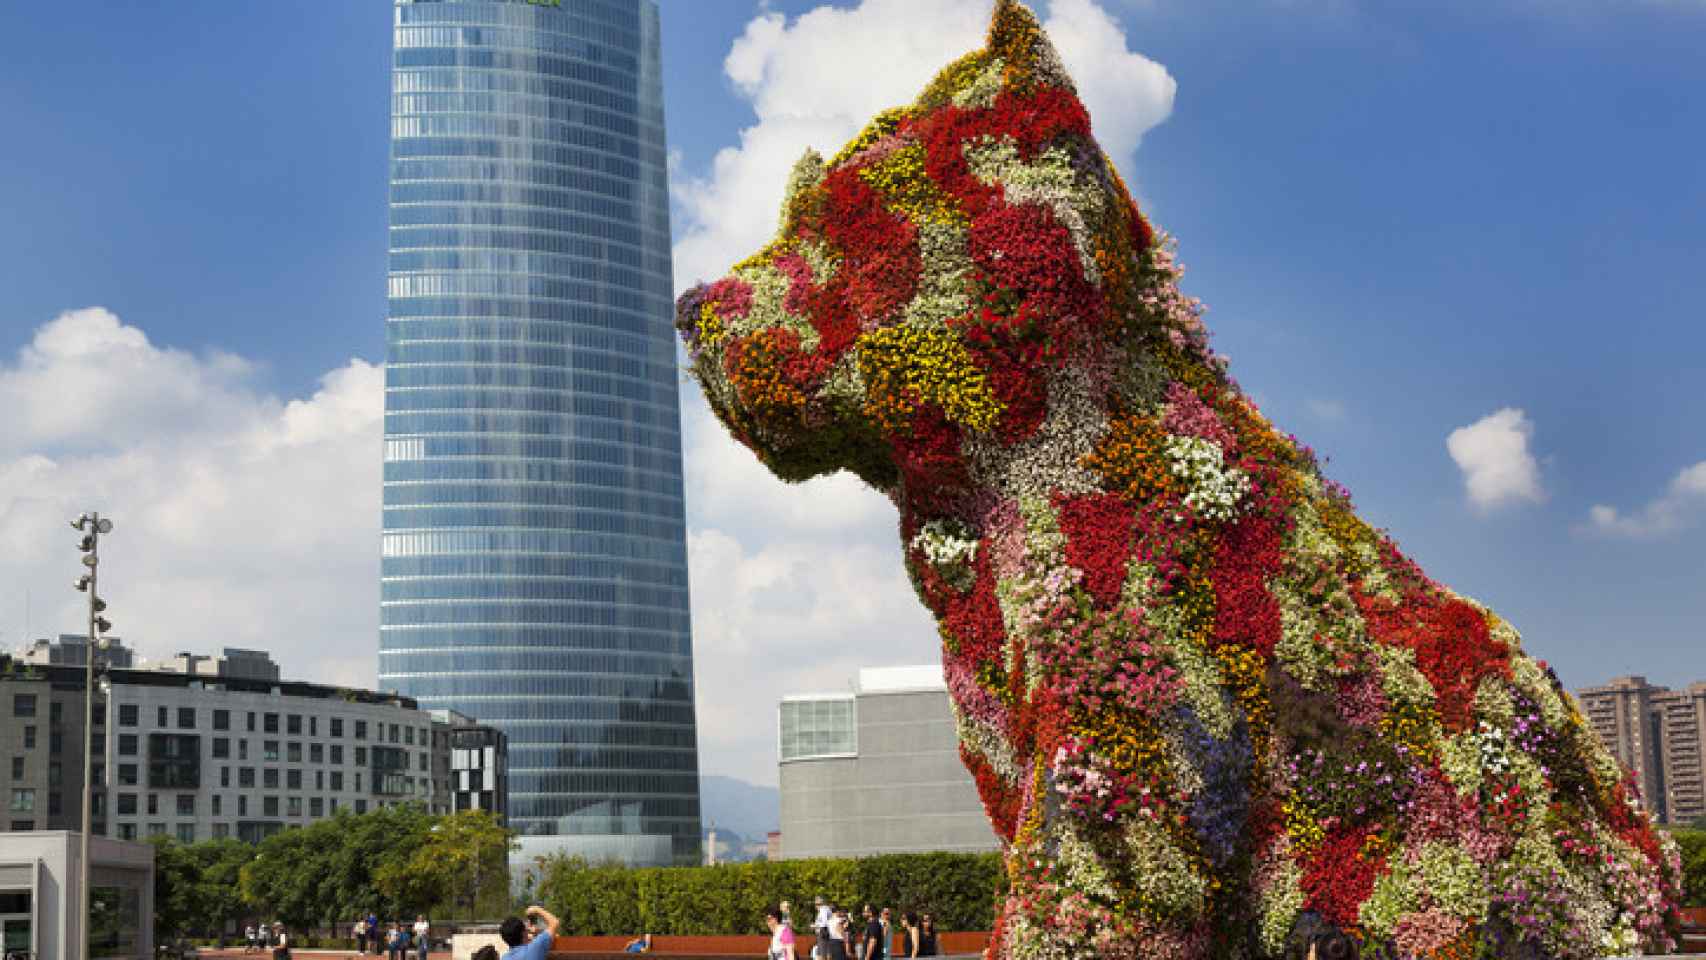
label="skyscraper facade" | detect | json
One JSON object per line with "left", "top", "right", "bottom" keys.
{"left": 380, "top": 0, "right": 700, "bottom": 866}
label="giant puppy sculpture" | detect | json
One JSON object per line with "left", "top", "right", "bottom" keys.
{"left": 676, "top": 3, "right": 1680, "bottom": 956}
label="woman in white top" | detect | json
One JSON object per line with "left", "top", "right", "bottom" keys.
{"left": 412, "top": 916, "right": 430, "bottom": 960}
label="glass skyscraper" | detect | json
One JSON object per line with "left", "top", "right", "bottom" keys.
{"left": 380, "top": 0, "right": 700, "bottom": 866}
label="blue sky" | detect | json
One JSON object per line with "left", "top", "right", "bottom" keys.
{"left": 1, "top": 0, "right": 1702, "bottom": 784}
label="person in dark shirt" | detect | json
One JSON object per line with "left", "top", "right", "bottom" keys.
{"left": 916, "top": 914, "right": 939, "bottom": 957}
{"left": 861, "top": 904, "right": 885, "bottom": 960}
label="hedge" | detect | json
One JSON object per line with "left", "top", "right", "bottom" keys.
{"left": 536, "top": 852, "right": 1006, "bottom": 935}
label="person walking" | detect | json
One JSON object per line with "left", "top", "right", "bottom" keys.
{"left": 497, "top": 905, "right": 561, "bottom": 960}
{"left": 916, "top": 915, "right": 939, "bottom": 957}
{"left": 879, "top": 908, "right": 893, "bottom": 958}
{"left": 413, "top": 915, "right": 430, "bottom": 960}
{"left": 352, "top": 917, "right": 367, "bottom": 956}
{"left": 367, "top": 912, "right": 380, "bottom": 956}
{"left": 244, "top": 923, "right": 257, "bottom": 954}
{"left": 812, "top": 896, "right": 832, "bottom": 959}
{"left": 385, "top": 921, "right": 403, "bottom": 960}
{"left": 826, "top": 907, "right": 850, "bottom": 960}
{"left": 271, "top": 923, "right": 292, "bottom": 960}
{"left": 899, "top": 913, "right": 920, "bottom": 958}
{"left": 860, "top": 905, "right": 887, "bottom": 960}
{"left": 766, "top": 907, "right": 796, "bottom": 960}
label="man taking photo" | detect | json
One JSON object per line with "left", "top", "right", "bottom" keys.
{"left": 499, "top": 905, "right": 562, "bottom": 960}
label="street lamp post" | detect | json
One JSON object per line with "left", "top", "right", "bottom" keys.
{"left": 71, "top": 511, "right": 114, "bottom": 960}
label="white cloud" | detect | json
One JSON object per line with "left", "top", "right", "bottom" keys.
{"left": 670, "top": 0, "right": 1176, "bottom": 292}
{"left": 1307, "top": 398, "right": 1347, "bottom": 422}
{"left": 0, "top": 308, "right": 383, "bottom": 689}
{"left": 1445, "top": 407, "right": 1544, "bottom": 510}
{"left": 1586, "top": 461, "right": 1706, "bottom": 538}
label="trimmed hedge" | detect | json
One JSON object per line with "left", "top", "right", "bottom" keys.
{"left": 537, "top": 852, "right": 1006, "bottom": 935}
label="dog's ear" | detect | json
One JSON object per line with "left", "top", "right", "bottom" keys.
{"left": 779, "top": 148, "right": 826, "bottom": 237}
{"left": 986, "top": 0, "right": 1076, "bottom": 95}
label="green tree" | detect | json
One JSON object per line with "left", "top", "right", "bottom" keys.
{"left": 374, "top": 809, "right": 515, "bottom": 921}
{"left": 1673, "top": 829, "right": 1706, "bottom": 907}
{"left": 241, "top": 805, "right": 439, "bottom": 929}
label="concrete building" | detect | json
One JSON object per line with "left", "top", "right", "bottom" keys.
{"left": 778, "top": 666, "right": 998, "bottom": 859}
{"left": 0, "top": 831, "right": 155, "bottom": 960}
{"left": 1, "top": 647, "right": 508, "bottom": 846}
{"left": 435, "top": 709, "right": 509, "bottom": 820}
{"left": 1575, "top": 675, "right": 1706, "bottom": 826}
{"left": 20, "top": 633, "right": 134, "bottom": 670}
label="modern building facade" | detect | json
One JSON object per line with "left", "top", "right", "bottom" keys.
{"left": 1576, "top": 675, "right": 1706, "bottom": 826}
{"left": 379, "top": 0, "right": 700, "bottom": 867}
{"left": 1, "top": 648, "right": 507, "bottom": 845}
{"left": 0, "top": 831, "right": 155, "bottom": 960}
{"left": 778, "top": 666, "right": 999, "bottom": 859}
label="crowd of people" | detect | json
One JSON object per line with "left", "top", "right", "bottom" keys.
{"left": 349, "top": 912, "right": 435, "bottom": 958}
{"left": 768, "top": 896, "right": 942, "bottom": 959}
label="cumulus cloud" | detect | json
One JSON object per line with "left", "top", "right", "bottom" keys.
{"left": 1445, "top": 407, "right": 1544, "bottom": 510}
{"left": 1586, "top": 461, "right": 1706, "bottom": 538}
{"left": 671, "top": 0, "right": 1176, "bottom": 292}
{"left": 0, "top": 308, "right": 383, "bottom": 689}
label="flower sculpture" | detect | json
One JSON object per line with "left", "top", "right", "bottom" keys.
{"left": 675, "top": 3, "right": 1682, "bottom": 956}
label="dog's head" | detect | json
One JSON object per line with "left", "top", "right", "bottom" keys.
{"left": 676, "top": 1, "right": 1217, "bottom": 499}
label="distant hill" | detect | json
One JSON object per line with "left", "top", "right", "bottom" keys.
{"left": 700, "top": 773, "right": 779, "bottom": 843}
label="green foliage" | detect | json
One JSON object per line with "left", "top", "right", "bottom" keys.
{"left": 151, "top": 806, "right": 514, "bottom": 937}
{"left": 1672, "top": 829, "right": 1706, "bottom": 907}
{"left": 374, "top": 809, "right": 515, "bottom": 920}
{"left": 536, "top": 852, "right": 1005, "bottom": 935}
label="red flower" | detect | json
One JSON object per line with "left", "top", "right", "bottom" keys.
{"left": 1301, "top": 824, "right": 1385, "bottom": 929}
{"left": 1209, "top": 515, "right": 1284, "bottom": 658}
{"left": 1055, "top": 493, "right": 1137, "bottom": 608}
{"left": 1357, "top": 592, "right": 1509, "bottom": 731}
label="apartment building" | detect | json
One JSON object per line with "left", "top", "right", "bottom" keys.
{"left": 1575, "top": 675, "right": 1706, "bottom": 826}
{"left": 1, "top": 641, "right": 506, "bottom": 845}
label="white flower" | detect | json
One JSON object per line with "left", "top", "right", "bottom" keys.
{"left": 1162, "top": 434, "right": 1250, "bottom": 521}
{"left": 910, "top": 519, "right": 980, "bottom": 589}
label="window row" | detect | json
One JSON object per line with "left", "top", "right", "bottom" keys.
{"left": 384, "top": 341, "right": 671, "bottom": 384}
{"left": 390, "top": 136, "right": 658, "bottom": 183}
{"left": 395, "top": 25, "right": 639, "bottom": 75}
{"left": 379, "top": 599, "right": 689, "bottom": 631}
{"left": 388, "top": 248, "right": 670, "bottom": 299}
{"left": 394, "top": 90, "right": 645, "bottom": 133}
{"left": 393, "top": 106, "right": 641, "bottom": 148}
{"left": 381, "top": 435, "right": 681, "bottom": 473}
{"left": 390, "top": 158, "right": 660, "bottom": 216}
{"left": 113, "top": 706, "right": 421, "bottom": 743}
{"left": 389, "top": 201, "right": 661, "bottom": 249}
{"left": 379, "top": 503, "right": 685, "bottom": 537}
{"left": 379, "top": 527, "right": 687, "bottom": 565}
{"left": 506, "top": 793, "right": 699, "bottom": 821}
{"left": 382, "top": 456, "right": 683, "bottom": 497}
{"left": 397, "top": 5, "right": 643, "bottom": 55}
{"left": 383, "top": 379, "right": 677, "bottom": 420}
{"left": 383, "top": 357, "right": 679, "bottom": 404}
{"left": 387, "top": 288, "right": 668, "bottom": 331}
{"left": 392, "top": 696, "right": 694, "bottom": 726}
{"left": 379, "top": 647, "right": 690, "bottom": 679}
{"left": 393, "top": 69, "right": 641, "bottom": 120}
{"left": 382, "top": 411, "right": 678, "bottom": 446}
{"left": 382, "top": 479, "right": 680, "bottom": 512}
{"left": 393, "top": 47, "right": 640, "bottom": 97}
{"left": 377, "top": 622, "right": 690, "bottom": 657}
{"left": 380, "top": 575, "right": 685, "bottom": 609}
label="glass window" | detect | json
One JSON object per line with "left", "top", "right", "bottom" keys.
{"left": 239, "top": 768, "right": 255, "bottom": 789}
{"left": 220, "top": 767, "right": 230, "bottom": 788}
{"left": 355, "top": 720, "right": 367, "bottom": 740}
{"left": 286, "top": 796, "right": 302, "bottom": 817}
{"left": 49, "top": 701, "right": 62, "bottom": 725}
{"left": 176, "top": 823, "right": 195, "bottom": 843}
{"left": 331, "top": 745, "right": 344, "bottom": 765}
{"left": 22, "top": 727, "right": 35, "bottom": 750}
{"left": 176, "top": 795, "right": 194, "bottom": 816}
{"left": 287, "top": 742, "right": 302, "bottom": 763}
{"left": 212, "top": 822, "right": 229, "bottom": 839}
{"left": 310, "top": 797, "right": 324, "bottom": 817}
{"left": 12, "top": 695, "right": 36, "bottom": 718}
{"left": 263, "top": 796, "right": 279, "bottom": 817}
{"left": 177, "top": 708, "right": 195, "bottom": 730}
{"left": 310, "top": 716, "right": 318, "bottom": 737}
{"left": 263, "top": 741, "right": 279, "bottom": 762}
{"left": 157, "top": 707, "right": 168, "bottom": 727}
{"left": 147, "top": 822, "right": 166, "bottom": 836}
{"left": 247, "top": 712, "right": 256, "bottom": 732}
{"left": 287, "top": 770, "right": 301, "bottom": 790}
{"left": 119, "top": 763, "right": 138, "bottom": 786}
{"left": 117, "top": 734, "right": 136, "bottom": 756}
{"left": 117, "top": 793, "right": 137, "bottom": 815}
{"left": 315, "top": 770, "right": 324, "bottom": 791}
{"left": 263, "top": 769, "right": 279, "bottom": 789}
{"left": 8, "top": 758, "right": 20, "bottom": 780}
{"left": 287, "top": 714, "right": 302, "bottom": 735}
{"left": 355, "top": 747, "right": 367, "bottom": 765}
{"left": 119, "top": 822, "right": 137, "bottom": 840}
{"left": 238, "top": 796, "right": 247, "bottom": 817}
{"left": 331, "top": 717, "right": 344, "bottom": 738}
{"left": 212, "top": 738, "right": 230, "bottom": 759}
{"left": 355, "top": 800, "right": 367, "bottom": 814}
{"left": 331, "top": 771, "right": 344, "bottom": 792}
{"left": 212, "top": 795, "right": 221, "bottom": 816}
{"left": 263, "top": 713, "right": 279, "bottom": 734}
{"left": 92, "top": 703, "right": 106, "bottom": 727}
{"left": 119, "top": 704, "right": 138, "bottom": 727}
{"left": 146, "top": 794, "right": 158, "bottom": 816}
{"left": 239, "top": 740, "right": 249, "bottom": 761}
{"left": 779, "top": 697, "right": 857, "bottom": 761}
{"left": 212, "top": 709, "right": 230, "bottom": 731}
{"left": 310, "top": 743, "right": 323, "bottom": 764}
